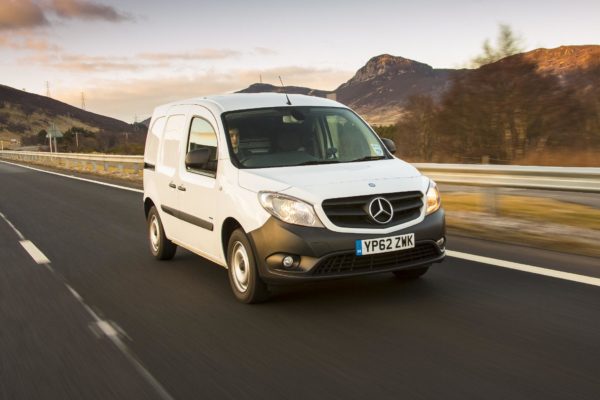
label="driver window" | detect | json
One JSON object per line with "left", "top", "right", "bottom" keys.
{"left": 187, "top": 117, "right": 218, "bottom": 175}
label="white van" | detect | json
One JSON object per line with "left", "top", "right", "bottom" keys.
{"left": 143, "top": 93, "right": 445, "bottom": 303}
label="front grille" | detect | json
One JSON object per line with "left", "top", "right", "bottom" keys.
{"left": 322, "top": 191, "right": 423, "bottom": 228}
{"left": 312, "top": 243, "right": 440, "bottom": 276}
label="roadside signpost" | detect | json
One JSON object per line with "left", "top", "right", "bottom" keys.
{"left": 46, "top": 124, "right": 63, "bottom": 153}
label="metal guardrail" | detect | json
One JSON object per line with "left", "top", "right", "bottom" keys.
{"left": 0, "top": 150, "right": 143, "bottom": 175}
{"left": 0, "top": 151, "right": 599, "bottom": 192}
{"left": 414, "top": 163, "right": 600, "bottom": 193}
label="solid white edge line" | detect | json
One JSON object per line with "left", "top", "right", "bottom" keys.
{"left": 19, "top": 240, "right": 51, "bottom": 264}
{"left": 446, "top": 250, "right": 600, "bottom": 288}
{"left": 3, "top": 159, "right": 599, "bottom": 289}
{"left": 0, "top": 159, "right": 143, "bottom": 193}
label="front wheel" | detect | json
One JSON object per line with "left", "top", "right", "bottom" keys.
{"left": 147, "top": 206, "right": 177, "bottom": 260}
{"left": 392, "top": 265, "right": 430, "bottom": 279}
{"left": 227, "top": 228, "right": 269, "bottom": 303}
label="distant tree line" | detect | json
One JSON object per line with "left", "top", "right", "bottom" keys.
{"left": 21, "top": 125, "right": 146, "bottom": 155}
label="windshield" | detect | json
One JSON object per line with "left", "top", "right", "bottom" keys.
{"left": 222, "top": 107, "right": 390, "bottom": 168}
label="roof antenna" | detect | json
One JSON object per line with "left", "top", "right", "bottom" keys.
{"left": 278, "top": 76, "right": 292, "bottom": 105}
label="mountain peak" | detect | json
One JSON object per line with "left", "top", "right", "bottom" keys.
{"left": 347, "top": 54, "right": 433, "bottom": 84}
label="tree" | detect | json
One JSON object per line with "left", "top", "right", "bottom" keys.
{"left": 36, "top": 129, "right": 48, "bottom": 144}
{"left": 437, "top": 57, "right": 585, "bottom": 163}
{"left": 471, "top": 24, "right": 525, "bottom": 67}
{"left": 395, "top": 95, "right": 438, "bottom": 161}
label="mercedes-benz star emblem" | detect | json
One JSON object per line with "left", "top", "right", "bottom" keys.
{"left": 368, "top": 197, "right": 394, "bottom": 224}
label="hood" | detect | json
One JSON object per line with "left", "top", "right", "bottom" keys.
{"left": 238, "top": 158, "right": 425, "bottom": 202}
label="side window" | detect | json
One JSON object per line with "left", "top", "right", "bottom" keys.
{"left": 161, "top": 114, "right": 185, "bottom": 169}
{"left": 144, "top": 116, "right": 166, "bottom": 165}
{"left": 186, "top": 117, "right": 218, "bottom": 176}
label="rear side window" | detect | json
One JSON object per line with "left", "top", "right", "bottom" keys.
{"left": 161, "top": 114, "right": 185, "bottom": 169}
{"left": 144, "top": 116, "right": 166, "bottom": 165}
{"left": 186, "top": 117, "right": 218, "bottom": 176}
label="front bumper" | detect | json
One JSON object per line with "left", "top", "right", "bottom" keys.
{"left": 248, "top": 209, "right": 446, "bottom": 283}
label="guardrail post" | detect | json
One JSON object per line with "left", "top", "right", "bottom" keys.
{"left": 483, "top": 187, "right": 498, "bottom": 215}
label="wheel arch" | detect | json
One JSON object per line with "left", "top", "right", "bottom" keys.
{"left": 144, "top": 197, "right": 155, "bottom": 218}
{"left": 221, "top": 217, "right": 244, "bottom": 261}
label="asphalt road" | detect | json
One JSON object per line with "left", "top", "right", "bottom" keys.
{"left": 1, "top": 160, "right": 599, "bottom": 400}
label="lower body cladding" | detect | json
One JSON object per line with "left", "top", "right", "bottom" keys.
{"left": 248, "top": 210, "right": 446, "bottom": 283}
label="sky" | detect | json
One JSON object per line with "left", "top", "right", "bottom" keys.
{"left": 1, "top": 0, "right": 599, "bottom": 122}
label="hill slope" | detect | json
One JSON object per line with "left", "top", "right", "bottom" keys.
{"left": 236, "top": 45, "right": 600, "bottom": 125}
{"left": 0, "top": 84, "right": 136, "bottom": 138}
{"left": 335, "top": 54, "right": 466, "bottom": 124}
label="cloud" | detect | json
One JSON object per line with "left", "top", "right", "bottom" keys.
{"left": 0, "top": 34, "right": 62, "bottom": 51}
{"left": 55, "top": 67, "right": 354, "bottom": 122}
{"left": 48, "top": 0, "right": 132, "bottom": 22}
{"left": 18, "top": 52, "right": 168, "bottom": 71}
{"left": 253, "top": 47, "right": 278, "bottom": 56}
{"left": 0, "top": 0, "right": 49, "bottom": 30}
{"left": 0, "top": 0, "right": 131, "bottom": 32}
{"left": 138, "top": 49, "right": 241, "bottom": 62}
{"left": 18, "top": 48, "right": 243, "bottom": 71}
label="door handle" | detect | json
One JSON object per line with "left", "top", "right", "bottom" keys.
{"left": 168, "top": 182, "right": 176, "bottom": 189}
{"left": 177, "top": 185, "right": 186, "bottom": 192}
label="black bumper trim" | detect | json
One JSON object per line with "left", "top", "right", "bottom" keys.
{"left": 248, "top": 209, "right": 446, "bottom": 283}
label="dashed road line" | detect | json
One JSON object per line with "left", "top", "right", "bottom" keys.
{"left": 447, "top": 250, "right": 600, "bottom": 287}
{"left": 0, "top": 209, "right": 175, "bottom": 400}
{"left": 19, "top": 240, "right": 51, "bottom": 264}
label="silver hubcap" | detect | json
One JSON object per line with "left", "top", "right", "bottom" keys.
{"left": 149, "top": 215, "right": 160, "bottom": 253}
{"left": 231, "top": 241, "right": 250, "bottom": 293}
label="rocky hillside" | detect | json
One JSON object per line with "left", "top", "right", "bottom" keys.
{"left": 335, "top": 54, "right": 466, "bottom": 124}
{"left": 237, "top": 45, "right": 600, "bottom": 125}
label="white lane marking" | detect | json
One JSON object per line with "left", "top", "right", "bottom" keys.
{"left": 65, "top": 286, "right": 175, "bottom": 400}
{"left": 447, "top": 250, "right": 600, "bottom": 288}
{"left": 0, "top": 211, "right": 25, "bottom": 240}
{"left": 0, "top": 159, "right": 143, "bottom": 193}
{"left": 19, "top": 240, "right": 51, "bottom": 264}
{"left": 65, "top": 284, "right": 83, "bottom": 301}
{"left": 95, "top": 320, "right": 119, "bottom": 337}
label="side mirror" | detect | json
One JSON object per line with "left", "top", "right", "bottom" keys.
{"left": 381, "top": 138, "right": 396, "bottom": 154}
{"left": 185, "top": 148, "right": 210, "bottom": 170}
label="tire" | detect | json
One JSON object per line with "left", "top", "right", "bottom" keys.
{"left": 393, "top": 265, "right": 430, "bottom": 279}
{"left": 147, "top": 206, "right": 177, "bottom": 260}
{"left": 227, "top": 228, "right": 270, "bottom": 304}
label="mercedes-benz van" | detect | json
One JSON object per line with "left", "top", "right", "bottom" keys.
{"left": 143, "top": 93, "right": 445, "bottom": 303}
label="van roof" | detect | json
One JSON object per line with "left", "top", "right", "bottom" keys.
{"left": 153, "top": 93, "right": 345, "bottom": 116}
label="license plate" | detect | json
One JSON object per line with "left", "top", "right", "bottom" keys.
{"left": 355, "top": 233, "right": 415, "bottom": 256}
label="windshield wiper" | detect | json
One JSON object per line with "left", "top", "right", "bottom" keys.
{"left": 349, "top": 156, "right": 387, "bottom": 162}
{"left": 296, "top": 160, "right": 341, "bottom": 166}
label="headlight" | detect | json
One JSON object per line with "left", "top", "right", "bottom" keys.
{"left": 258, "top": 192, "right": 324, "bottom": 227}
{"left": 426, "top": 179, "right": 441, "bottom": 215}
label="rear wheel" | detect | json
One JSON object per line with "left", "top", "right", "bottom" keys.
{"left": 227, "top": 228, "right": 269, "bottom": 303}
{"left": 147, "top": 206, "right": 177, "bottom": 260}
{"left": 393, "top": 265, "right": 430, "bottom": 279}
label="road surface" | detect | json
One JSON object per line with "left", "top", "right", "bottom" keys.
{"left": 1, "top": 160, "right": 599, "bottom": 399}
